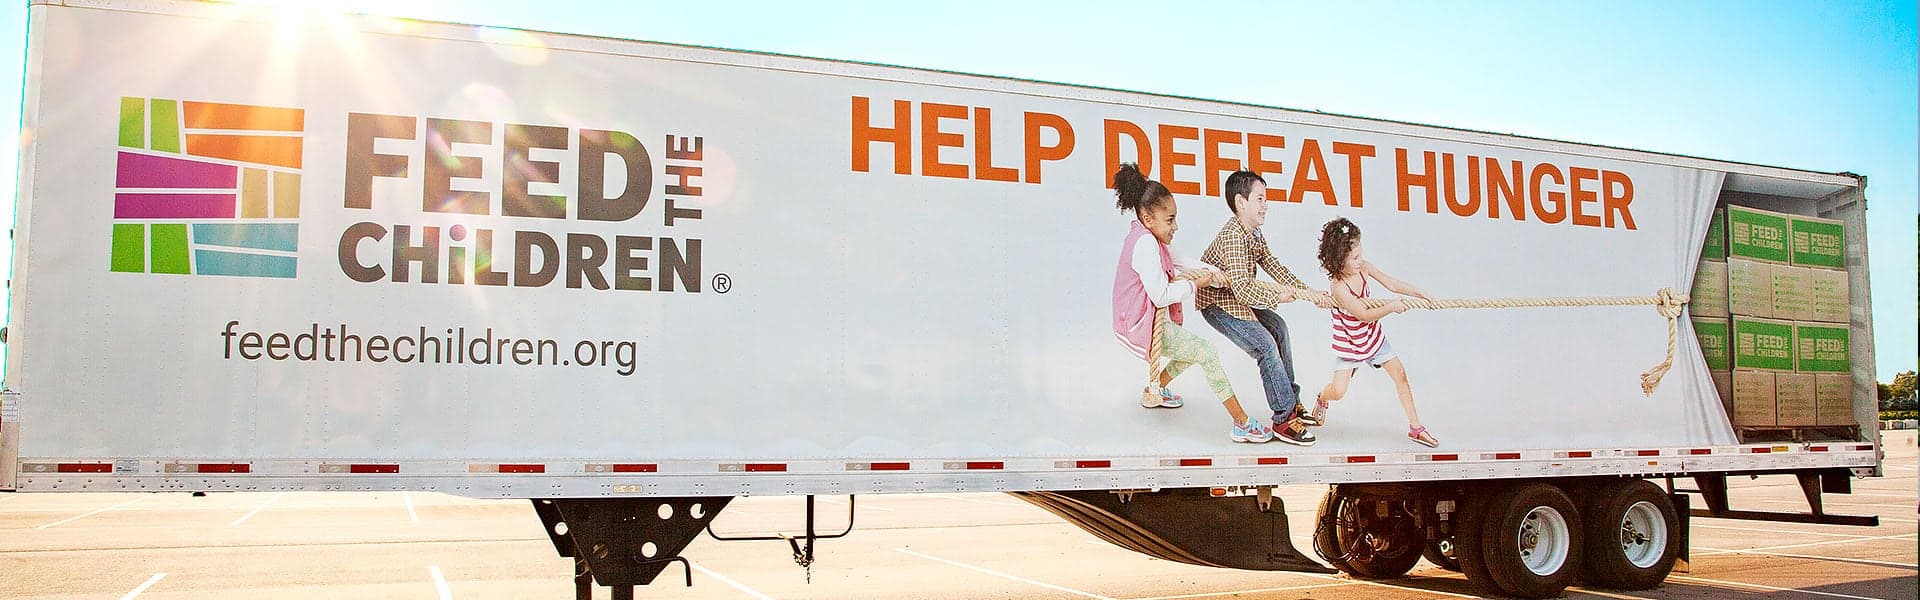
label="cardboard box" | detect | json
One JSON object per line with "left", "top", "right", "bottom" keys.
{"left": 1731, "top": 370, "right": 1776, "bottom": 427}
{"left": 1693, "top": 317, "right": 1731, "bottom": 371}
{"left": 1774, "top": 372, "right": 1816, "bottom": 427}
{"left": 1727, "top": 205, "right": 1791, "bottom": 263}
{"left": 1690, "top": 260, "right": 1728, "bottom": 318}
{"left": 1732, "top": 317, "right": 1795, "bottom": 371}
{"left": 1702, "top": 207, "right": 1727, "bottom": 260}
{"left": 1794, "top": 322, "right": 1850, "bottom": 373}
{"left": 1727, "top": 258, "right": 1774, "bottom": 318}
{"left": 1735, "top": 204, "right": 1789, "bottom": 261}
{"left": 1809, "top": 268, "right": 1850, "bottom": 323}
{"left": 1770, "top": 265, "right": 1814, "bottom": 321}
{"left": 1815, "top": 373, "right": 1854, "bottom": 427}
{"left": 1789, "top": 214, "right": 1846, "bottom": 269}
{"left": 1712, "top": 371, "right": 1733, "bottom": 415}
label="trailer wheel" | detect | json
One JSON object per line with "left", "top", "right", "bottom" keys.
{"left": 1579, "top": 479, "right": 1679, "bottom": 590}
{"left": 1480, "top": 483, "right": 1584, "bottom": 599}
{"left": 1452, "top": 488, "right": 1508, "bottom": 595}
{"left": 1422, "top": 537, "right": 1461, "bottom": 571}
{"left": 1312, "top": 490, "right": 1423, "bottom": 579}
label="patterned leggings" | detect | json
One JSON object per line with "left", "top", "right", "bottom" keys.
{"left": 1150, "top": 308, "right": 1236, "bottom": 401}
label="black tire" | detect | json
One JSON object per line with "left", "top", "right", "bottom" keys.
{"left": 1453, "top": 487, "right": 1509, "bottom": 596}
{"left": 1313, "top": 490, "right": 1424, "bottom": 579}
{"left": 1579, "top": 479, "right": 1681, "bottom": 590}
{"left": 1481, "top": 483, "right": 1584, "bottom": 599}
{"left": 1313, "top": 488, "right": 1351, "bottom": 572}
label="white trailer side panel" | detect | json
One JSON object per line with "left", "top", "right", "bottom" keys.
{"left": 3, "top": 1, "right": 1875, "bottom": 496}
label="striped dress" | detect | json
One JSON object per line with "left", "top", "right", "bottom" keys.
{"left": 1330, "top": 278, "right": 1385, "bottom": 361}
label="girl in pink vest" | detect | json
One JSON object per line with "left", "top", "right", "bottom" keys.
{"left": 1307, "top": 218, "right": 1439, "bottom": 447}
{"left": 1110, "top": 164, "right": 1272, "bottom": 443}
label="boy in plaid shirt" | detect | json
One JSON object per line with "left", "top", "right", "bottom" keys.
{"left": 1197, "top": 171, "right": 1317, "bottom": 446}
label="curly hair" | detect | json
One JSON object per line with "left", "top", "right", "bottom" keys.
{"left": 1112, "top": 163, "right": 1172, "bottom": 214}
{"left": 1317, "top": 218, "right": 1361, "bottom": 277}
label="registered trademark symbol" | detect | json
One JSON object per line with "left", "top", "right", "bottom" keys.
{"left": 712, "top": 273, "right": 732, "bottom": 294}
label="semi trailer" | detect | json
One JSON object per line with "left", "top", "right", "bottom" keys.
{"left": 0, "top": 1, "right": 1884, "bottom": 598}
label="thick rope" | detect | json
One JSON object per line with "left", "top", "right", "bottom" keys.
{"left": 1156, "top": 273, "right": 1691, "bottom": 395}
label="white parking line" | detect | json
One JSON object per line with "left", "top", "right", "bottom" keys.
{"left": 428, "top": 565, "right": 451, "bottom": 600}
{"left": 37, "top": 497, "right": 145, "bottom": 529}
{"left": 898, "top": 547, "right": 1115, "bottom": 600}
{"left": 1298, "top": 572, "right": 1480, "bottom": 599}
{"left": 1670, "top": 575, "right": 1888, "bottom": 600}
{"left": 1565, "top": 586, "right": 1654, "bottom": 600}
{"left": 228, "top": 493, "right": 280, "bottom": 526}
{"left": 1694, "top": 546, "right": 1917, "bottom": 568}
{"left": 1758, "top": 499, "right": 1918, "bottom": 510}
{"left": 1692, "top": 523, "right": 1908, "bottom": 539}
{"left": 1702, "top": 532, "right": 1919, "bottom": 555}
{"left": 120, "top": 573, "right": 166, "bottom": 600}
{"left": 404, "top": 492, "right": 419, "bottom": 525}
{"left": 1126, "top": 582, "right": 1349, "bottom": 600}
{"left": 689, "top": 563, "right": 775, "bottom": 600}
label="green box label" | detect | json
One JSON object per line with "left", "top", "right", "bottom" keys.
{"left": 1733, "top": 318, "right": 1795, "bottom": 371}
{"left": 1790, "top": 217, "right": 1845, "bottom": 269}
{"left": 1795, "top": 324, "right": 1850, "bottom": 373}
{"left": 1728, "top": 207, "right": 1790, "bottom": 263}
{"left": 1693, "top": 318, "right": 1730, "bottom": 371}
{"left": 1702, "top": 208, "right": 1726, "bottom": 259}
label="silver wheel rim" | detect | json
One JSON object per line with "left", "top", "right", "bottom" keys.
{"left": 1620, "top": 501, "right": 1667, "bottom": 569}
{"left": 1516, "top": 506, "right": 1571, "bottom": 576}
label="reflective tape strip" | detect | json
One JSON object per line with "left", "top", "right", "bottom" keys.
{"left": 1689, "top": 448, "right": 1712, "bottom": 455}
{"left": 1635, "top": 450, "right": 1662, "bottom": 457}
{"left": 586, "top": 463, "right": 656, "bottom": 473}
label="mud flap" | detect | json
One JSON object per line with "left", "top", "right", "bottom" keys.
{"left": 1012, "top": 488, "right": 1332, "bottom": 573}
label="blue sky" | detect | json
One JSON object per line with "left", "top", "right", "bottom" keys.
{"left": 0, "top": 0, "right": 1913, "bottom": 378}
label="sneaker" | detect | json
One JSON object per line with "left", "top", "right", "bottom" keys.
{"left": 1272, "top": 419, "right": 1317, "bottom": 446}
{"left": 1231, "top": 419, "right": 1273, "bottom": 443}
{"left": 1141, "top": 387, "right": 1184, "bottom": 409}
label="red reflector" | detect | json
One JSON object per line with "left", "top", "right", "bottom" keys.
{"left": 57, "top": 463, "right": 112, "bottom": 473}
{"left": 869, "top": 462, "right": 911, "bottom": 471}
{"left": 965, "top": 461, "right": 1003, "bottom": 470}
{"left": 349, "top": 464, "right": 399, "bottom": 474}
{"left": 611, "top": 464, "right": 657, "bottom": 473}
{"left": 743, "top": 463, "right": 787, "bottom": 472}
{"left": 499, "top": 464, "right": 546, "bottom": 473}
{"left": 1257, "top": 457, "right": 1288, "bottom": 465}
{"left": 1854, "top": 444, "right": 1874, "bottom": 451}
{"left": 1566, "top": 451, "right": 1592, "bottom": 458}
{"left": 1178, "top": 458, "right": 1212, "bottom": 467}
{"left": 1074, "top": 460, "right": 1110, "bottom": 469}
{"left": 1345, "top": 456, "right": 1376, "bottom": 464}
{"left": 1494, "top": 453, "right": 1521, "bottom": 460}
{"left": 196, "top": 463, "right": 250, "bottom": 474}
{"left": 1688, "top": 449, "right": 1711, "bottom": 455}
{"left": 1808, "top": 446, "right": 1829, "bottom": 453}
{"left": 1429, "top": 454, "right": 1459, "bottom": 461}
{"left": 1749, "top": 447, "right": 1771, "bottom": 454}
{"left": 1636, "top": 450, "right": 1661, "bottom": 457}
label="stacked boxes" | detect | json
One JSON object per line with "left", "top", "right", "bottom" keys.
{"left": 1692, "top": 208, "right": 1732, "bottom": 411}
{"left": 1718, "top": 206, "right": 1853, "bottom": 432}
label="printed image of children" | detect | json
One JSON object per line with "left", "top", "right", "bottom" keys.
{"left": 1197, "top": 170, "right": 1316, "bottom": 446}
{"left": 1109, "top": 164, "right": 1273, "bottom": 443}
{"left": 1309, "top": 217, "right": 1440, "bottom": 448}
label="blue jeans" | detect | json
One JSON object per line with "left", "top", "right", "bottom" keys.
{"left": 1202, "top": 306, "right": 1301, "bottom": 425}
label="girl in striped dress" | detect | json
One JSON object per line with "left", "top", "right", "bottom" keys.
{"left": 1307, "top": 218, "right": 1440, "bottom": 448}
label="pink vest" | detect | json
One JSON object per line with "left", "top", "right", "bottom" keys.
{"left": 1113, "top": 221, "right": 1183, "bottom": 360}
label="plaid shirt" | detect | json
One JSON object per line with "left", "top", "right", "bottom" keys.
{"left": 1196, "top": 219, "right": 1307, "bottom": 321}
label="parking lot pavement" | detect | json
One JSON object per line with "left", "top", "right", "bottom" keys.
{"left": 0, "top": 431, "right": 1912, "bottom": 599}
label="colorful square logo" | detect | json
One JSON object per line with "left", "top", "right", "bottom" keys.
{"left": 109, "top": 97, "right": 304, "bottom": 278}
